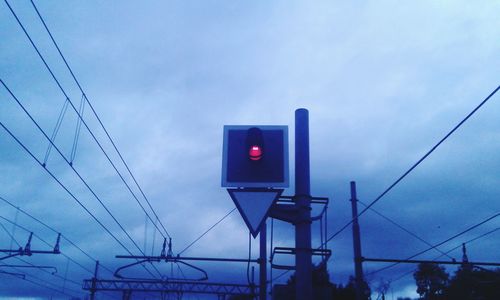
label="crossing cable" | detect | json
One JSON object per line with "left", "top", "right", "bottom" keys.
{"left": 1, "top": 263, "right": 116, "bottom": 300}
{"left": 178, "top": 207, "right": 236, "bottom": 255}
{"left": 43, "top": 97, "right": 69, "bottom": 166}
{"left": 13, "top": 256, "right": 82, "bottom": 287}
{"left": 0, "top": 264, "right": 82, "bottom": 298}
{"left": 0, "top": 80, "right": 162, "bottom": 278}
{"left": 0, "top": 128, "right": 158, "bottom": 279}
{"left": 3, "top": 0, "right": 170, "bottom": 241}
{"left": 367, "top": 211, "right": 499, "bottom": 275}
{"left": 0, "top": 195, "right": 115, "bottom": 276}
{"left": 0, "top": 222, "right": 20, "bottom": 248}
{"left": 387, "top": 226, "right": 500, "bottom": 284}
{"left": 0, "top": 216, "right": 147, "bottom": 300}
{"left": 69, "top": 93, "right": 85, "bottom": 164}
{"left": 0, "top": 249, "right": 82, "bottom": 296}
{"left": 322, "top": 84, "right": 500, "bottom": 246}
{"left": 358, "top": 200, "right": 455, "bottom": 260}
{"left": 0, "top": 214, "right": 92, "bottom": 275}
{"left": 28, "top": 0, "right": 171, "bottom": 239}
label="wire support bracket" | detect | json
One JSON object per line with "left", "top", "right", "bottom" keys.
{"left": 270, "top": 246, "right": 332, "bottom": 271}
{"left": 0, "top": 232, "right": 61, "bottom": 261}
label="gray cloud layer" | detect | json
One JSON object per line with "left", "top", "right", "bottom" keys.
{"left": 1, "top": 0, "right": 499, "bottom": 299}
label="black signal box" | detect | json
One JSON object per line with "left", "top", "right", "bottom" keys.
{"left": 222, "top": 125, "right": 289, "bottom": 188}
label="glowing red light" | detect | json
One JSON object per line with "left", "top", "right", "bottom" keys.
{"left": 249, "top": 145, "right": 263, "bottom": 161}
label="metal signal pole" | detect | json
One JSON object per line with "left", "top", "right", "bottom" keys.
{"left": 295, "top": 108, "right": 312, "bottom": 300}
{"left": 350, "top": 181, "right": 364, "bottom": 300}
{"left": 260, "top": 222, "right": 267, "bottom": 300}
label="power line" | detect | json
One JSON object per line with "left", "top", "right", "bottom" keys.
{"left": 178, "top": 207, "right": 236, "bottom": 255}
{"left": 0, "top": 221, "right": 21, "bottom": 248}
{"left": 0, "top": 79, "right": 161, "bottom": 278}
{"left": 0, "top": 266, "right": 82, "bottom": 298}
{"left": 0, "top": 214, "right": 92, "bottom": 275}
{"left": 442, "top": 227, "right": 500, "bottom": 257}
{"left": 387, "top": 226, "right": 500, "bottom": 284}
{"left": 367, "top": 211, "right": 499, "bottom": 275}
{"left": 0, "top": 195, "right": 115, "bottom": 276}
{"left": 323, "top": 84, "right": 500, "bottom": 246}
{"left": 0, "top": 117, "right": 159, "bottom": 279}
{"left": 14, "top": 256, "right": 82, "bottom": 287}
{"left": 358, "top": 200, "right": 454, "bottom": 260}
{"left": 3, "top": 0, "right": 170, "bottom": 242}
{"left": 28, "top": 0, "right": 171, "bottom": 240}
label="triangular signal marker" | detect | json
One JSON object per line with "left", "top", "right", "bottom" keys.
{"left": 227, "top": 189, "right": 283, "bottom": 238}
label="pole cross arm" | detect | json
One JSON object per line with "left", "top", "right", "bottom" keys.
{"left": 362, "top": 257, "right": 500, "bottom": 267}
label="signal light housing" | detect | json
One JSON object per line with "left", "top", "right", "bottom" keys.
{"left": 222, "top": 125, "right": 289, "bottom": 188}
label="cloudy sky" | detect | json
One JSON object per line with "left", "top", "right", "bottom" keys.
{"left": 1, "top": 0, "right": 499, "bottom": 299}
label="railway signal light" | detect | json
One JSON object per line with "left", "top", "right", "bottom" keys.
{"left": 221, "top": 125, "right": 289, "bottom": 188}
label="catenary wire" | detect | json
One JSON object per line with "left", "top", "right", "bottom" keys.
{"left": 0, "top": 214, "right": 95, "bottom": 275}
{"left": 0, "top": 195, "right": 115, "bottom": 276}
{"left": 178, "top": 207, "right": 236, "bottom": 255}
{"left": 43, "top": 97, "right": 69, "bottom": 166}
{"left": 0, "top": 119, "right": 160, "bottom": 279}
{"left": 358, "top": 200, "right": 455, "bottom": 260}
{"left": 388, "top": 226, "right": 500, "bottom": 284}
{"left": 0, "top": 221, "right": 21, "bottom": 248}
{"left": 0, "top": 262, "right": 82, "bottom": 297}
{"left": 28, "top": 0, "right": 171, "bottom": 239}
{"left": 13, "top": 256, "right": 82, "bottom": 287}
{"left": 367, "top": 211, "right": 499, "bottom": 275}
{"left": 322, "top": 84, "right": 500, "bottom": 246}
{"left": 69, "top": 93, "right": 85, "bottom": 164}
{"left": 0, "top": 79, "right": 161, "bottom": 278}
{"left": 4, "top": 0, "right": 170, "bottom": 241}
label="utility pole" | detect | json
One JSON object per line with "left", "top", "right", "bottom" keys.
{"left": 260, "top": 222, "right": 267, "bottom": 300}
{"left": 350, "top": 181, "right": 364, "bottom": 300}
{"left": 90, "top": 260, "right": 99, "bottom": 300}
{"left": 295, "top": 108, "right": 312, "bottom": 300}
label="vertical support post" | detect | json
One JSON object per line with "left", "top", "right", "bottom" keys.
{"left": 90, "top": 260, "right": 99, "bottom": 300}
{"left": 295, "top": 108, "right": 312, "bottom": 300}
{"left": 259, "top": 222, "right": 267, "bottom": 300}
{"left": 251, "top": 266, "right": 256, "bottom": 299}
{"left": 350, "top": 181, "right": 364, "bottom": 300}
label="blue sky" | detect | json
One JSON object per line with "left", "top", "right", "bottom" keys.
{"left": 1, "top": 0, "right": 499, "bottom": 299}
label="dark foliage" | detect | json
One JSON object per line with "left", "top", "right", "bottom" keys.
{"left": 413, "top": 263, "right": 500, "bottom": 300}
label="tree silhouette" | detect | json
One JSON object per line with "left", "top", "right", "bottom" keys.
{"left": 272, "top": 265, "right": 371, "bottom": 300}
{"left": 446, "top": 266, "right": 500, "bottom": 300}
{"left": 413, "top": 263, "right": 448, "bottom": 299}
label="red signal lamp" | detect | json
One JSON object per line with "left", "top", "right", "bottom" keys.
{"left": 249, "top": 145, "right": 263, "bottom": 161}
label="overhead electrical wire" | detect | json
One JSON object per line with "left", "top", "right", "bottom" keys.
{"left": 0, "top": 221, "right": 20, "bottom": 248}
{"left": 0, "top": 195, "right": 115, "bottom": 276}
{"left": 367, "top": 211, "right": 499, "bottom": 275}
{"left": 0, "top": 265, "right": 82, "bottom": 298}
{"left": 13, "top": 256, "right": 82, "bottom": 287}
{"left": 69, "top": 93, "right": 85, "bottom": 164}
{"left": 0, "top": 214, "right": 93, "bottom": 276}
{"left": 42, "top": 97, "right": 69, "bottom": 166}
{"left": 0, "top": 79, "right": 160, "bottom": 273}
{"left": 358, "top": 200, "right": 455, "bottom": 260}
{"left": 28, "top": 0, "right": 171, "bottom": 239}
{"left": 322, "top": 84, "right": 500, "bottom": 246}
{"left": 3, "top": 0, "right": 170, "bottom": 242}
{"left": 0, "top": 79, "right": 161, "bottom": 278}
{"left": 178, "top": 207, "right": 236, "bottom": 255}
{"left": 387, "top": 226, "right": 500, "bottom": 284}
